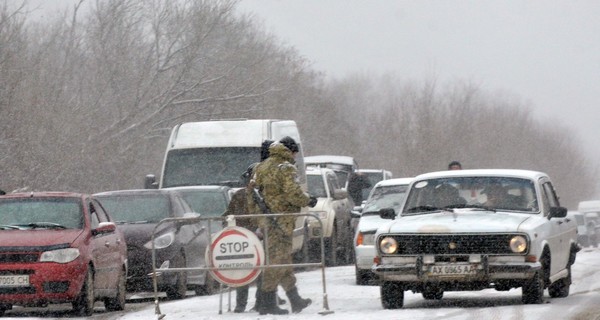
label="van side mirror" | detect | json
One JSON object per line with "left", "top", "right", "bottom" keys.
{"left": 549, "top": 206, "right": 568, "bottom": 219}
{"left": 379, "top": 208, "right": 396, "bottom": 220}
{"left": 144, "top": 174, "right": 159, "bottom": 189}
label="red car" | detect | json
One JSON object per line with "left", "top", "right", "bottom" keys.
{"left": 0, "top": 192, "right": 128, "bottom": 316}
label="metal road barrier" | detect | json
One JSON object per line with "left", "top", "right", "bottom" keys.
{"left": 148, "top": 212, "right": 333, "bottom": 319}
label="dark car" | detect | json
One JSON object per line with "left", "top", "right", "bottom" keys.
{"left": 94, "top": 189, "right": 207, "bottom": 299}
{"left": 0, "top": 192, "right": 128, "bottom": 316}
{"left": 164, "top": 185, "right": 232, "bottom": 294}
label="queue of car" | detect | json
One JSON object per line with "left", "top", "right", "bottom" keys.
{"left": 0, "top": 146, "right": 582, "bottom": 315}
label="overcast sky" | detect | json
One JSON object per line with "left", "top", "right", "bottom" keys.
{"left": 28, "top": 0, "right": 600, "bottom": 162}
{"left": 235, "top": 0, "right": 600, "bottom": 161}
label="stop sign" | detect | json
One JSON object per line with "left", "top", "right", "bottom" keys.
{"left": 207, "top": 226, "right": 264, "bottom": 287}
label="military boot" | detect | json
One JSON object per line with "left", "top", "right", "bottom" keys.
{"left": 286, "top": 286, "right": 311, "bottom": 313}
{"left": 250, "top": 288, "right": 263, "bottom": 312}
{"left": 258, "top": 291, "right": 289, "bottom": 315}
{"left": 234, "top": 286, "right": 248, "bottom": 313}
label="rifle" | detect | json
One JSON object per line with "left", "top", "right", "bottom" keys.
{"left": 251, "top": 188, "right": 271, "bottom": 215}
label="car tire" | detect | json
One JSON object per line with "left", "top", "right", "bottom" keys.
{"left": 325, "top": 227, "right": 338, "bottom": 267}
{"left": 293, "top": 223, "right": 310, "bottom": 264}
{"left": 548, "top": 266, "right": 571, "bottom": 298}
{"left": 195, "top": 272, "right": 219, "bottom": 296}
{"left": 72, "top": 267, "right": 95, "bottom": 316}
{"left": 522, "top": 257, "right": 546, "bottom": 304}
{"left": 104, "top": 267, "right": 126, "bottom": 311}
{"left": 166, "top": 254, "right": 188, "bottom": 300}
{"left": 381, "top": 281, "right": 404, "bottom": 309}
{"left": 0, "top": 304, "right": 11, "bottom": 317}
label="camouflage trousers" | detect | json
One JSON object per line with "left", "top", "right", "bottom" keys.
{"left": 260, "top": 222, "right": 296, "bottom": 292}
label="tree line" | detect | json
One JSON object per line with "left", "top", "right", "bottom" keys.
{"left": 0, "top": 0, "right": 595, "bottom": 208}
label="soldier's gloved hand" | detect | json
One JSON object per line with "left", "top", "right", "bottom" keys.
{"left": 308, "top": 196, "right": 318, "bottom": 208}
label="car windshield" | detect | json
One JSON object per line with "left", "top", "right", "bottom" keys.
{"left": 402, "top": 176, "right": 538, "bottom": 215}
{"left": 178, "top": 190, "right": 228, "bottom": 217}
{"left": 178, "top": 189, "right": 228, "bottom": 232}
{"left": 96, "top": 194, "right": 171, "bottom": 223}
{"left": 363, "top": 184, "right": 409, "bottom": 214}
{"left": 163, "top": 147, "right": 261, "bottom": 188}
{"left": 0, "top": 197, "right": 83, "bottom": 229}
{"left": 307, "top": 175, "right": 327, "bottom": 198}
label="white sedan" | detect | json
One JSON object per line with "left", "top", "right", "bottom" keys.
{"left": 372, "top": 169, "right": 579, "bottom": 309}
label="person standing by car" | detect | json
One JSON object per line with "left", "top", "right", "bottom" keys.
{"left": 448, "top": 161, "right": 462, "bottom": 170}
{"left": 251, "top": 136, "right": 317, "bottom": 315}
{"left": 222, "top": 140, "right": 280, "bottom": 313}
{"left": 347, "top": 171, "right": 371, "bottom": 205}
{"left": 223, "top": 164, "right": 260, "bottom": 313}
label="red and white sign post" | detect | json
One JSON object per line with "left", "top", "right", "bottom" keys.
{"left": 207, "top": 226, "right": 265, "bottom": 287}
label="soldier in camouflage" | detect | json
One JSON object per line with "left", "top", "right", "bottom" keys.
{"left": 249, "top": 136, "right": 317, "bottom": 315}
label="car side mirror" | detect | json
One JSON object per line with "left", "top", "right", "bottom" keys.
{"left": 379, "top": 208, "right": 396, "bottom": 220}
{"left": 549, "top": 206, "right": 568, "bottom": 219}
{"left": 333, "top": 189, "right": 348, "bottom": 200}
{"left": 92, "top": 221, "right": 116, "bottom": 236}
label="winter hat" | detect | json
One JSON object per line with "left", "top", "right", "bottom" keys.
{"left": 279, "top": 136, "right": 299, "bottom": 153}
{"left": 261, "top": 140, "right": 274, "bottom": 161}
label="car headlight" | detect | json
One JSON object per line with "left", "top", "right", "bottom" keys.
{"left": 40, "top": 248, "right": 80, "bottom": 263}
{"left": 509, "top": 235, "right": 527, "bottom": 253}
{"left": 379, "top": 236, "right": 398, "bottom": 254}
{"left": 144, "top": 232, "right": 175, "bottom": 249}
{"left": 309, "top": 211, "right": 328, "bottom": 221}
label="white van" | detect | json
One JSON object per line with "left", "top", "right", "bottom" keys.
{"left": 145, "top": 119, "right": 309, "bottom": 257}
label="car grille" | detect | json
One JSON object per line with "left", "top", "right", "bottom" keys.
{"left": 0, "top": 253, "right": 39, "bottom": 263}
{"left": 382, "top": 233, "right": 527, "bottom": 255}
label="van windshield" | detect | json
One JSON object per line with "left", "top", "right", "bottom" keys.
{"left": 162, "top": 148, "right": 261, "bottom": 188}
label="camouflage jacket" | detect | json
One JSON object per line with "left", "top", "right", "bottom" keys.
{"left": 250, "top": 142, "right": 310, "bottom": 229}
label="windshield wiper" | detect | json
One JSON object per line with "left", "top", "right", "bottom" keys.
{"left": 0, "top": 224, "right": 21, "bottom": 230}
{"left": 404, "top": 205, "right": 441, "bottom": 213}
{"left": 459, "top": 204, "right": 497, "bottom": 212}
{"left": 20, "top": 222, "right": 67, "bottom": 229}
{"left": 116, "top": 220, "right": 149, "bottom": 224}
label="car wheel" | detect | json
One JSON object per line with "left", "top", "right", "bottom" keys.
{"left": 72, "top": 267, "right": 95, "bottom": 316}
{"left": 422, "top": 287, "right": 444, "bottom": 300}
{"left": 325, "top": 227, "right": 338, "bottom": 267}
{"left": 293, "top": 223, "right": 310, "bottom": 264}
{"left": 522, "top": 257, "right": 546, "bottom": 304}
{"left": 381, "top": 281, "right": 404, "bottom": 309}
{"left": 195, "top": 272, "right": 219, "bottom": 296}
{"left": 166, "top": 254, "right": 188, "bottom": 300}
{"left": 104, "top": 267, "right": 126, "bottom": 311}
{"left": 0, "top": 304, "right": 11, "bottom": 316}
{"left": 548, "top": 266, "right": 571, "bottom": 298}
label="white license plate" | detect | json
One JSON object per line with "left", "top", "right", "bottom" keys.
{"left": 0, "top": 275, "right": 30, "bottom": 287}
{"left": 428, "top": 264, "right": 478, "bottom": 277}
